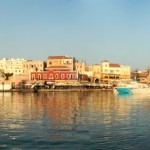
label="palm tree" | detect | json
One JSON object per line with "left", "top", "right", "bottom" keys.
{"left": 0, "top": 70, "right": 13, "bottom": 80}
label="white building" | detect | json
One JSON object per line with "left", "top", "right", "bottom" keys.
{"left": 0, "top": 58, "right": 27, "bottom": 76}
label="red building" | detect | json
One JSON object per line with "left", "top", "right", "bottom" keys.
{"left": 31, "top": 70, "right": 78, "bottom": 81}
{"left": 30, "top": 55, "right": 88, "bottom": 83}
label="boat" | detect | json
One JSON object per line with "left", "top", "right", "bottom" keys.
{"left": 114, "top": 81, "right": 136, "bottom": 94}
{"left": 114, "top": 81, "right": 150, "bottom": 94}
{"left": 114, "top": 87, "right": 132, "bottom": 94}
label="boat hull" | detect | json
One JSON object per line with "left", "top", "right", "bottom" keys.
{"left": 115, "top": 87, "right": 132, "bottom": 94}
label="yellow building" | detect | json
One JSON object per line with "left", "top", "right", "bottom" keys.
{"left": 0, "top": 58, "right": 27, "bottom": 75}
{"left": 47, "top": 56, "right": 75, "bottom": 71}
{"left": 85, "top": 64, "right": 102, "bottom": 82}
{"left": 83, "top": 60, "right": 131, "bottom": 83}
{"left": 75, "top": 60, "right": 86, "bottom": 74}
{"left": 101, "top": 60, "right": 131, "bottom": 83}
{"left": 22, "top": 60, "right": 46, "bottom": 75}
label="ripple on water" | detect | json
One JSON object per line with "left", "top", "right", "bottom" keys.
{"left": 1, "top": 92, "right": 150, "bottom": 149}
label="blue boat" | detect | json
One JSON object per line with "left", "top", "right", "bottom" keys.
{"left": 115, "top": 87, "right": 132, "bottom": 94}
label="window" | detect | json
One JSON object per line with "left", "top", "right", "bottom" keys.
{"left": 67, "top": 74, "right": 70, "bottom": 79}
{"left": 43, "top": 74, "right": 47, "bottom": 79}
{"left": 49, "top": 74, "right": 53, "bottom": 79}
{"left": 38, "top": 74, "right": 41, "bottom": 80}
{"left": 70, "top": 74, "right": 73, "bottom": 79}
{"left": 61, "top": 74, "right": 65, "bottom": 79}
{"left": 55, "top": 74, "right": 59, "bottom": 79}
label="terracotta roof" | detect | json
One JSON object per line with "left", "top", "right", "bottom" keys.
{"left": 109, "top": 63, "right": 120, "bottom": 67}
{"left": 48, "top": 56, "right": 72, "bottom": 59}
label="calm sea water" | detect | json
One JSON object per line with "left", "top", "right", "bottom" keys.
{"left": 0, "top": 91, "right": 150, "bottom": 149}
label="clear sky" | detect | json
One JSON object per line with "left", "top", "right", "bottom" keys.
{"left": 0, "top": 0, "right": 150, "bottom": 70}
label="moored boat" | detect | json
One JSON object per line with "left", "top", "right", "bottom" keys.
{"left": 115, "top": 87, "right": 132, "bottom": 94}
{"left": 114, "top": 81, "right": 150, "bottom": 94}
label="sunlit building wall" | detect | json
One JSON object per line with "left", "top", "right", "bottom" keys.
{"left": 22, "top": 60, "right": 46, "bottom": 76}
{"left": 100, "top": 60, "right": 131, "bottom": 83}
{"left": 75, "top": 60, "right": 86, "bottom": 74}
{"left": 0, "top": 58, "right": 27, "bottom": 75}
{"left": 47, "top": 56, "right": 75, "bottom": 71}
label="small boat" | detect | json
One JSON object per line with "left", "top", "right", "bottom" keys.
{"left": 114, "top": 81, "right": 150, "bottom": 94}
{"left": 115, "top": 87, "right": 132, "bottom": 94}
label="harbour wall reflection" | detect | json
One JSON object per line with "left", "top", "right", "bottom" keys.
{"left": 1, "top": 91, "right": 150, "bottom": 149}
{"left": 0, "top": 91, "right": 133, "bottom": 127}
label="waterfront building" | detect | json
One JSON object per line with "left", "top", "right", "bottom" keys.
{"left": 30, "top": 56, "right": 89, "bottom": 84}
{"left": 85, "top": 64, "right": 102, "bottom": 83}
{"left": 120, "top": 65, "right": 131, "bottom": 80}
{"left": 131, "top": 70, "right": 148, "bottom": 83}
{"left": 47, "top": 55, "right": 75, "bottom": 71}
{"left": 30, "top": 70, "right": 78, "bottom": 82}
{"left": 0, "top": 58, "right": 27, "bottom": 76}
{"left": 75, "top": 60, "right": 86, "bottom": 74}
{"left": 101, "top": 60, "right": 131, "bottom": 83}
{"left": 83, "top": 60, "right": 130, "bottom": 83}
{"left": 22, "top": 60, "right": 46, "bottom": 79}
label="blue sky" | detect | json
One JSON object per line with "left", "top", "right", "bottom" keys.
{"left": 0, "top": 0, "right": 150, "bottom": 69}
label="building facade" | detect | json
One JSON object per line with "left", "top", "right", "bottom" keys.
{"left": 75, "top": 60, "right": 86, "bottom": 74}
{"left": 85, "top": 64, "right": 102, "bottom": 83}
{"left": 22, "top": 60, "right": 46, "bottom": 75}
{"left": 101, "top": 60, "right": 131, "bottom": 83}
{"left": 47, "top": 56, "right": 75, "bottom": 71}
{"left": 30, "top": 70, "right": 78, "bottom": 82}
{"left": 131, "top": 70, "right": 148, "bottom": 83}
{"left": 0, "top": 58, "right": 27, "bottom": 75}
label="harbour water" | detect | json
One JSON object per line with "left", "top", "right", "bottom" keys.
{"left": 0, "top": 91, "right": 150, "bottom": 149}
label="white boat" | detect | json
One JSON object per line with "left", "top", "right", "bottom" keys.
{"left": 114, "top": 81, "right": 137, "bottom": 94}
{"left": 115, "top": 81, "right": 150, "bottom": 94}
{"left": 114, "top": 87, "right": 132, "bottom": 94}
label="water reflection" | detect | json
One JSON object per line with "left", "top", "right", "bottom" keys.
{"left": 0, "top": 91, "right": 132, "bottom": 128}
{"left": 1, "top": 91, "right": 150, "bottom": 149}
